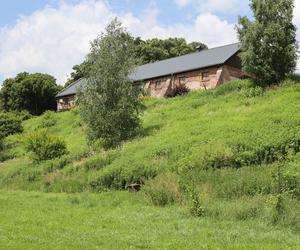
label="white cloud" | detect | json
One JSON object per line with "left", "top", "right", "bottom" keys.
{"left": 0, "top": 0, "right": 238, "bottom": 84}
{"left": 175, "top": 0, "right": 192, "bottom": 8}
{"left": 0, "top": 1, "right": 113, "bottom": 84}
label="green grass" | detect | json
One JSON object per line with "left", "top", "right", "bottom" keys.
{"left": 0, "top": 79, "right": 300, "bottom": 249}
{"left": 0, "top": 190, "right": 299, "bottom": 250}
{"left": 2, "top": 80, "right": 300, "bottom": 192}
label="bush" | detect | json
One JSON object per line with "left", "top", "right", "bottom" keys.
{"left": 189, "top": 191, "right": 205, "bottom": 217}
{"left": 241, "top": 86, "right": 264, "bottom": 98}
{"left": 178, "top": 141, "right": 238, "bottom": 174}
{"left": 38, "top": 111, "right": 57, "bottom": 128}
{"left": 82, "top": 153, "right": 114, "bottom": 172}
{"left": 24, "top": 130, "right": 68, "bottom": 162}
{"left": 167, "top": 85, "right": 190, "bottom": 98}
{"left": 40, "top": 156, "right": 70, "bottom": 173}
{"left": 89, "top": 164, "right": 158, "bottom": 191}
{"left": 0, "top": 112, "right": 23, "bottom": 137}
{"left": 143, "top": 174, "right": 182, "bottom": 206}
{"left": 13, "top": 110, "right": 33, "bottom": 121}
{"left": 213, "top": 79, "right": 253, "bottom": 96}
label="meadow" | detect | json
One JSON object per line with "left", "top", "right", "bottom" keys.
{"left": 0, "top": 79, "right": 300, "bottom": 249}
{"left": 1, "top": 191, "right": 299, "bottom": 249}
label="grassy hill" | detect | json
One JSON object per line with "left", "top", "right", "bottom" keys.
{"left": 0, "top": 79, "right": 300, "bottom": 249}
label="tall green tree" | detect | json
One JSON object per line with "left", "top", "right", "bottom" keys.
{"left": 0, "top": 72, "right": 60, "bottom": 115}
{"left": 78, "top": 19, "right": 144, "bottom": 149}
{"left": 237, "top": 0, "right": 298, "bottom": 86}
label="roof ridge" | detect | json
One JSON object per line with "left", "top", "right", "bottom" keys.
{"left": 135, "top": 43, "right": 240, "bottom": 68}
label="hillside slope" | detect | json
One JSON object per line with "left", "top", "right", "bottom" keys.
{"left": 1, "top": 80, "right": 300, "bottom": 193}
{"left": 1, "top": 79, "right": 300, "bottom": 248}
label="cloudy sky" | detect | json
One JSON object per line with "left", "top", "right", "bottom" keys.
{"left": 0, "top": 0, "right": 299, "bottom": 85}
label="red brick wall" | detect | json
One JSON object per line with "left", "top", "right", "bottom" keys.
{"left": 144, "top": 64, "right": 247, "bottom": 97}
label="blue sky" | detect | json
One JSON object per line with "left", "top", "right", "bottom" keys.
{"left": 0, "top": 0, "right": 298, "bottom": 84}
{"left": 0, "top": 0, "right": 250, "bottom": 27}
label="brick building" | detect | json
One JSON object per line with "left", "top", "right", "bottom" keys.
{"left": 56, "top": 43, "right": 247, "bottom": 111}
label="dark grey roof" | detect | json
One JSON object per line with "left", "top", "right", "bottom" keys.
{"left": 56, "top": 78, "right": 87, "bottom": 98}
{"left": 56, "top": 43, "right": 240, "bottom": 97}
{"left": 129, "top": 43, "right": 240, "bottom": 81}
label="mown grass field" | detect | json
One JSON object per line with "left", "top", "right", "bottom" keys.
{"left": 1, "top": 191, "right": 299, "bottom": 250}
{"left": 0, "top": 79, "right": 300, "bottom": 249}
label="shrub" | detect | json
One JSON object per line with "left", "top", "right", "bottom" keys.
{"left": 178, "top": 141, "right": 238, "bottom": 174}
{"left": 38, "top": 111, "right": 57, "bottom": 128}
{"left": 213, "top": 79, "right": 253, "bottom": 96}
{"left": 189, "top": 191, "right": 205, "bottom": 217}
{"left": 13, "top": 110, "right": 33, "bottom": 121}
{"left": 167, "top": 85, "right": 190, "bottom": 98}
{"left": 0, "top": 112, "right": 23, "bottom": 137}
{"left": 82, "top": 153, "right": 114, "bottom": 172}
{"left": 24, "top": 130, "right": 68, "bottom": 162}
{"left": 89, "top": 164, "right": 158, "bottom": 191}
{"left": 241, "top": 86, "right": 264, "bottom": 98}
{"left": 40, "top": 156, "right": 70, "bottom": 173}
{"left": 143, "top": 173, "right": 182, "bottom": 206}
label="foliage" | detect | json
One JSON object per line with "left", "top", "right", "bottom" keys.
{"left": 0, "top": 112, "right": 23, "bottom": 137}
{"left": 237, "top": 0, "right": 298, "bottom": 86}
{"left": 13, "top": 110, "right": 33, "bottom": 121}
{"left": 166, "top": 84, "right": 190, "bottom": 98}
{"left": 143, "top": 173, "right": 182, "bottom": 206}
{"left": 78, "top": 19, "right": 144, "bottom": 148}
{"left": 24, "top": 130, "right": 68, "bottom": 162}
{"left": 190, "top": 190, "right": 205, "bottom": 217}
{"left": 178, "top": 141, "right": 238, "bottom": 174}
{"left": 0, "top": 72, "right": 60, "bottom": 115}
{"left": 241, "top": 86, "right": 264, "bottom": 98}
{"left": 133, "top": 37, "right": 207, "bottom": 65}
{"left": 1, "top": 80, "right": 300, "bottom": 232}
{"left": 38, "top": 111, "right": 57, "bottom": 128}
{"left": 89, "top": 163, "right": 158, "bottom": 191}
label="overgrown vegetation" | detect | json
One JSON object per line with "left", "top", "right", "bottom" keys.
{"left": 24, "top": 130, "right": 68, "bottom": 162}
{"left": 0, "top": 112, "right": 23, "bottom": 137}
{"left": 1, "top": 79, "right": 300, "bottom": 238}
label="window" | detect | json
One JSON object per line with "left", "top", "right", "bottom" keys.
{"left": 155, "top": 81, "right": 162, "bottom": 88}
{"left": 202, "top": 72, "right": 209, "bottom": 80}
{"left": 179, "top": 76, "right": 186, "bottom": 85}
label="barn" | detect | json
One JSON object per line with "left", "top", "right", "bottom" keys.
{"left": 56, "top": 43, "right": 247, "bottom": 111}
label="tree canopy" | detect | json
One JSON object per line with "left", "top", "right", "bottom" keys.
{"left": 78, "top": 19, "right": 144, "bottom": 148}
{"left": 237, "top": 0, "right": 298, "bottom": 86}
{"left": 65, "top": 37, "right": 207, "bottom": 86}
{"left": 0, "top": 72, "right": 60, "bottom": 115}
